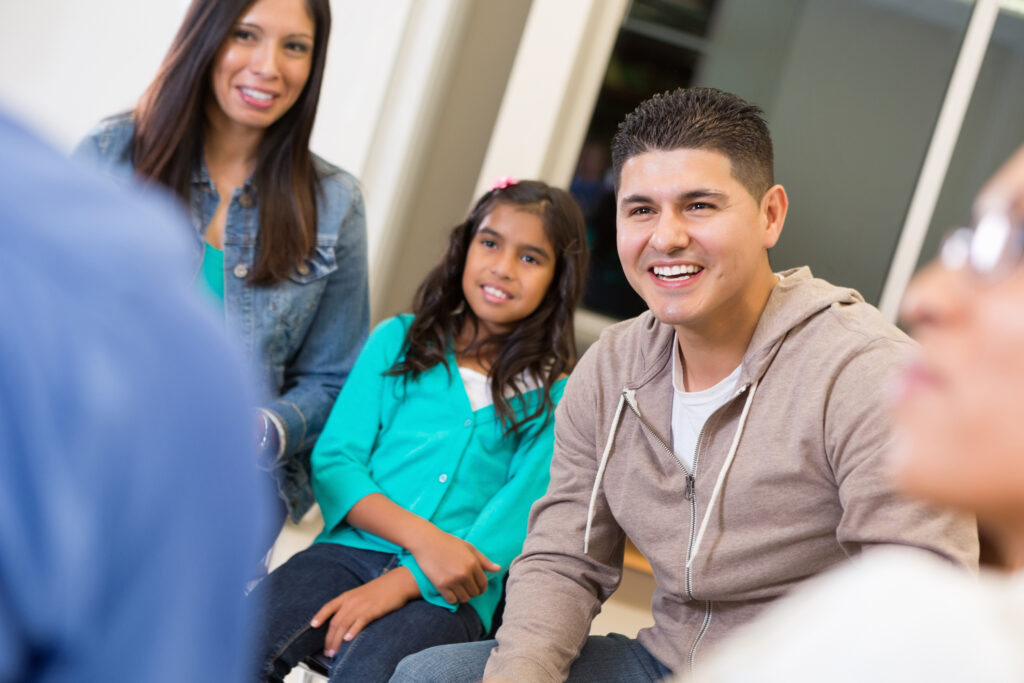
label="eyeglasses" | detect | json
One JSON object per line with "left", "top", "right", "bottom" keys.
{"left": 940, "top": 213, "right": 1024, "bottom": 283}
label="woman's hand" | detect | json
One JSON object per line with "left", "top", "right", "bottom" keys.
{"left": 310, "top": 567, "right": 420, "bottom": 657}
{"left": 408, "top": 528, "right": 500, "bottom": 604}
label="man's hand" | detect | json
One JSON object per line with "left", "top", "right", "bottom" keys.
{"left": 310, "top": 567, "right": 420, "bottom": 657}
{"left": 409, "top": 528, "right": 500, "bottom": 604}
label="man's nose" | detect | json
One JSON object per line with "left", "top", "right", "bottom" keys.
{"left": 649, "top": 213, "right": 691, "bottom": 253}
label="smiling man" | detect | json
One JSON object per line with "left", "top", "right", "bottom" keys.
{"left": 391, "top": 88, "right": 979, "bottom": 683}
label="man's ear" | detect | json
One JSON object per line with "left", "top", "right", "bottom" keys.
{"left": 760, "top": 184, "right": 788, "bottom": 249}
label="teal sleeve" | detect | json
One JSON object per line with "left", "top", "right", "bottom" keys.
{"left": 397, "top": 380, "right": 565, "bottom": 609}
{"left": 311, "top": 317, "right": 408, "bottom": 535}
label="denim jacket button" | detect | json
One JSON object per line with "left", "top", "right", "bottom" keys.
{"left": 233, "top": 264, "right": 249, "bottom": 279}
{"left": 238, "top": 192, "right": 253, "bottom": 208}
{"left": 297, "top": 262, "right": 310, "bottom": 276}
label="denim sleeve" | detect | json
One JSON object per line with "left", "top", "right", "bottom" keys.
{"left": 265, "top": 183, "right": 370, "bottom": 456}
{"left": 311, "top": 318, "right": 406, "bottom": 535}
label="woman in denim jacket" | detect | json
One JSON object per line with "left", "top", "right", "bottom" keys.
{"left": 74, "top": 0, "right": 370, "bottom": 528}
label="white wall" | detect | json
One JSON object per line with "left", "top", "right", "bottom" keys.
{"left": 0, "top": 0, "right": 191, "bottom": 149}
{"left": 0, "top": 0, "right": 406, "bottom": 176}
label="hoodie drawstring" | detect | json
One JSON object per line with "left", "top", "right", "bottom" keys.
{"left": 583, "top": 389, "right": 631, "bottom": 554}
{"left": 686, "top": 378, "right": 760, "bottom": 570}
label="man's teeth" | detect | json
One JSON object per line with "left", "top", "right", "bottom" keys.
{"left": 652, "top": 264, "right": 702, "bottom": 279}
{"left": 483, "top": 285, "right": 510, "bottom": 300}
{"left": 241, "top": 87, "right": 274, "bottom": 101}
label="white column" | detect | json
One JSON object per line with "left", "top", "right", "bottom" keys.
{"left": 474, "top": 0, "right": 629, "bottom": 194}
{"left": 360, "top": 0, "right": 475, "bottom": 313}
{"left": 877, "top": 0, "right": 1001, "bottom": 321}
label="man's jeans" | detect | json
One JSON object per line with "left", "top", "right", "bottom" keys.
{"left": 390, "top": 632, "right": 673, "bottom": 682}
{"left": 250, "top": 543, "right": 483, "bottom": 682}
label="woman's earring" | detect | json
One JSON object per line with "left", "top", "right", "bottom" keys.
{"left": 453, "top": 299, "right": 466, "bottom": 315}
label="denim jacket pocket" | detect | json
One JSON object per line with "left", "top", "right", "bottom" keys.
{"left": 287, "top": 244, "right": 338, "bottom": 284}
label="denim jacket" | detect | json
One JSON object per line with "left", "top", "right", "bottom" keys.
{"left": 73, "top": 113, "right": 370, "bottom": 520}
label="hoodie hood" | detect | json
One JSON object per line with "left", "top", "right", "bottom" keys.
{"left": 741, "top": 267, "right": 865, "bottom": 384}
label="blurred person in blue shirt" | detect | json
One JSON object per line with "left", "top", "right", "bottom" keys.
{"left": 0, "top": 110, "right": 270, "bottom": 682}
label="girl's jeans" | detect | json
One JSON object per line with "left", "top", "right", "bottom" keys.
{"left": 250, "top": 543, "right": 483, "bottom": 682}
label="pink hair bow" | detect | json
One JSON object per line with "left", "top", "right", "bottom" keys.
{"left": 489, "top": 176, "right": 518, "bottom": 191}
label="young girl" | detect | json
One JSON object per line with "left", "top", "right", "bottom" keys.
{"left": 251, "top": 179, "right": 588, "bottom": 682}
{"left": 73, "top": 0, "right": 369, "bottom": 530}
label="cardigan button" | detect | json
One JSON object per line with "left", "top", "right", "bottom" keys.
{"left": 233, "top": 264, "right": 249, "bottom": 279}
{"left": 464, "top": 419, "right": 472, "bottom": 427}
{"left": 438, "top": 474, "right": 448, "bottom": 483}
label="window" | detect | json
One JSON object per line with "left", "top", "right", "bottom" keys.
{"left": 571, "top": 0, "right": 976, "bottom": 326}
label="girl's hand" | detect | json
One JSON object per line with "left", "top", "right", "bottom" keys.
{"left": 310, "top": 567, "right": 420, "bottom": 657}
{"left": 409, "top": 529, "right": 500, "bottom": 604}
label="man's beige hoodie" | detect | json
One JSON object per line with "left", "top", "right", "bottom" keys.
{"left": 485, "top": 268, "right": 979, "bottom": 681}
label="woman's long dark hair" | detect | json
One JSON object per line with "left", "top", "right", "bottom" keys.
{"left": 389, "top": 181, "right": 589, "bottom": 437}
{"left": 132, "top": 0, "right": 331, "bottom": 285}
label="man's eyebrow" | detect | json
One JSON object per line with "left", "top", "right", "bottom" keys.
{"left": 678, "top": 189, "right": 727, "bottom": 201}
{"left": 619, "top": 193, "right": 654, "bottom": 206}
{"left": 619, "top": 189, "right": 727, "bottom": 206}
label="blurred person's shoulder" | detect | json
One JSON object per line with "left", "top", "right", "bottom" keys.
{"left": 1, "top": 110, "right": 196, "bottom": 292}
{"left": 689, "top": 547, "right": 1024, "bottom": 682}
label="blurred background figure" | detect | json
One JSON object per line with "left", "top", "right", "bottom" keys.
{"left": 0, "top": 110, "right": 270, "bottom": 682}
{"left": 684, "top": 143, "right": 1024, "bottom": 682}
{"left": 73, "top": 0, "right": 370, "bottom": 537}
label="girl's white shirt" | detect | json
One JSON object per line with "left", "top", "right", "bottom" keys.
{"left": 458, "top": 367, "right": 540, "bottom": 412}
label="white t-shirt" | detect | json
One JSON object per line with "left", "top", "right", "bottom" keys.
{"left": 458, "top": 366, "right": 540, "bottom": 412}
{"left": 671, "top": 335, "right": 741, "bottom": 472}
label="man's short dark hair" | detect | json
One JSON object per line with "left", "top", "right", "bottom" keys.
{"left": 610, "top": 87, "right": 774, "bottom": 199}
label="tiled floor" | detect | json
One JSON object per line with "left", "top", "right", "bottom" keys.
{"left": 271, "top": 506, "right": 656, "bottom": 681}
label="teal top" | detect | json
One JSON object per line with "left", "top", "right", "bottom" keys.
{"left": 195, "top": 242, "right": 224, "bottom": 308}
{"left": 311, "top": 315, "right": 566, "bottom": 630}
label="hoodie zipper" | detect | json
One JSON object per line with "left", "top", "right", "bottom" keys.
{"left": 683, "top": 383, "right": 752, "bottom": 670}
{"left": 623, "top": 388, "right": 736, "bottom": 672}
{"left": 686, "top": 426, "right": 712, "bottom": 670}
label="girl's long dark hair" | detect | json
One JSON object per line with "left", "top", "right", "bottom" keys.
{"left": 131, "top": 0, "right": 331, "bottom": 285}
{"left": 389, "top": 181, "right": 589, "bottom": 437}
